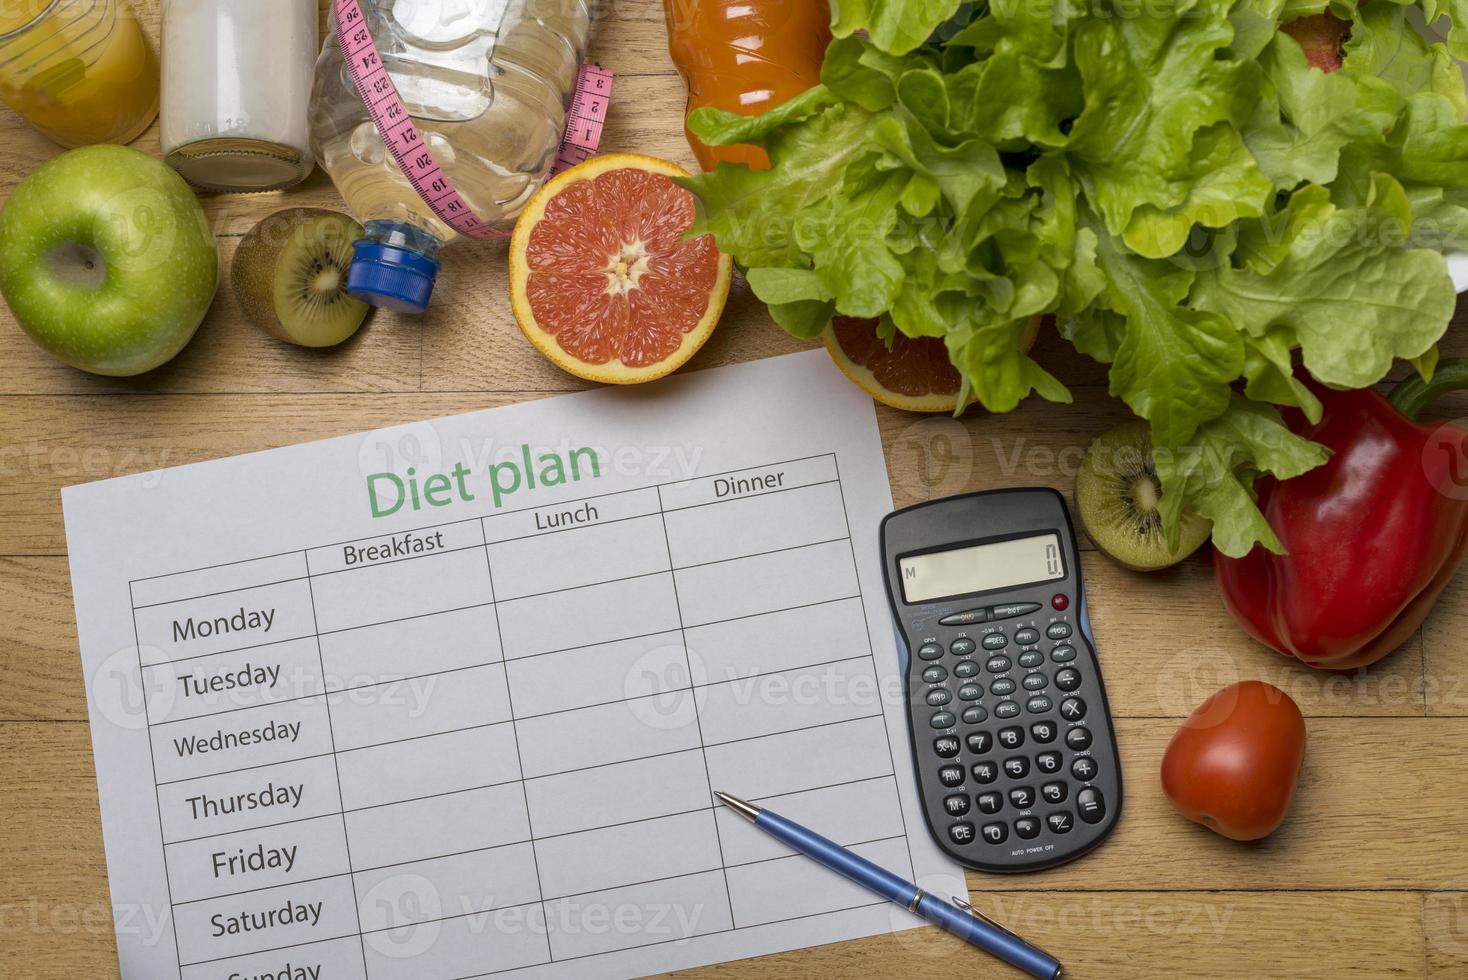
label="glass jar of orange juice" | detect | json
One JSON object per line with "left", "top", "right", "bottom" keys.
{"left": 0, "top": 0, "right": 159, "bottom": 148}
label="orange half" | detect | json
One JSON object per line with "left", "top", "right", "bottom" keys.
{"left": 823, "top": 315, "right": 1045, "bottom": 412}
{"left": 509, "top": 153, "right": 733, "bottom": 384}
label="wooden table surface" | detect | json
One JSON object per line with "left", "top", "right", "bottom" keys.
{"left": 4, "top": 2, "right": 1468, "bottom": 978}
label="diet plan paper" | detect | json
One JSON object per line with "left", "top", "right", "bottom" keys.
{"left": 62, "top": 350, "right": 964, "bottom": 980}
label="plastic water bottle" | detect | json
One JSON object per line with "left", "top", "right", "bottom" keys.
{"left": 309, "top": 0, "right": 592, "bottom": 313}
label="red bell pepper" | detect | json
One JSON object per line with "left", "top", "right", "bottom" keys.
{"left": 1214, "top": 360, "right": 1468, "bottom": 670}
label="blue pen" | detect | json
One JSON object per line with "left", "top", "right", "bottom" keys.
{"left": 714, "top": 791, "right": 1062, "bottom": 979}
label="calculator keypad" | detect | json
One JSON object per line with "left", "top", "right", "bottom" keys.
{"left": 909, "top": 602, "right": 1119, "bottom": 872}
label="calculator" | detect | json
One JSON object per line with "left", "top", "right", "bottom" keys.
{"left": 880, "top": 488, "right": 1122, "bottom": 872}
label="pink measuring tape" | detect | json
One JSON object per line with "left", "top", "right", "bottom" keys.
{"left": 334, "top": 0, "right": 613, "bottom": 241}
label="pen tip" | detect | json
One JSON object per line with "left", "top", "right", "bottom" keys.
{"left": 713, "top": 791, "right": 761, "bottom": 821}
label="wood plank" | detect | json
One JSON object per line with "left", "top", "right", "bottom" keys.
{"left": 0, "top": 558, "right": 87, "bottom": 723}
{"left": 1423, "top": 568, "right": 1468, "bottom": 717}
{"left": 1425, "top": 891, "right": 1468, "bottom": 978}
{"left": 0, "top": 721, "right": 1435, "bottom": 979}
{"left": 1, "top": 546, "right": 1426, "bottom": 722}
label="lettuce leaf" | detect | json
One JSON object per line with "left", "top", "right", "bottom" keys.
{"left": 683, "top": 0, "right": 1468, "bottom": 557}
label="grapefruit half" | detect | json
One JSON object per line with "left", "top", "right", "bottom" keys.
{"left": 823, "top": 315, "right": 1045, "bottom": 412}
{"left": 509, "top": 153, "right": 733, "bottom": 384}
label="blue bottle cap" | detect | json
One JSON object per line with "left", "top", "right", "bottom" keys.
{"left": 347, "top": 239, "right": 442, "bottom": 315}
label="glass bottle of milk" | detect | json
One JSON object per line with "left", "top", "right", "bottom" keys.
{"left": 161, "top": 0, "right": 318, "bottom": 193}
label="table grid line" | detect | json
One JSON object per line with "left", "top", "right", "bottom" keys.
{"left": 478, "top": 525, "right": 556, "bottom": 968}
{"left": 177, "top": 892, "right": 900, "bottom": 973}
{"left": 135, "top": 587, "right": 865, "bottom": 677}
{"left": 143, "top": 640, "right": 876, "bottom": 742}
{"left": 480, "top": 477, "right": 845, "bottom": 550}
{"left": 167, "top": 771, "right": 905, "bottom": 896}
{"left": 655, "top": 482, "right": 736, "bottom": 930}
{"left": 128, "top": 581, "right": 186, "bottom": 980}
{"left": 832, "top": 455, "right": 921, "bottom": 886}
{"left": 153, "top": 708, "right": 888, "bottom": 793}
{"left": 301, "top": 551, "right": 373, "bottom": 977}
{"left": 126, "top": 453, "right": 837, "bottom": 589}
{"left": 449, "top": 898, "right": 895, "bottom": 980}
{"left": 136, "top": 526, "right": 851, "bottom": 620}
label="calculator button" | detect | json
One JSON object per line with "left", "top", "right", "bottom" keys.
{"left": 1009, "top": 785, "right": 1035, "bottom": 808}
{"left": 1065, "top": 726, "right": 1093, "bottom": 750}
{"left": 982, "top": 822, "right": 1008, "bottom": 844}
{"left": 1015, "top": 816, "right": 1041, "bottom": 840}
{"left": 951, "top": 637, "right": 978, "bottom": 656}
{"left": 994, "top": 700, "right": 1021, "bottom": 719}
{"left": 1050, "top": 645, "right": 1076, "bottom": 663}
{"left": 1046, "top": 622, "right": 1073, "bottom": 640}
{"left": 1036, "top": 751, "right": 1062, "bottom": 774}
{"left": 954, "top": 659, "right": 979, "bottom": 679}
{"left": 990, "top": 678, "right": 1017, "bottom": 697}
{"left": 972, "top": 761, "right": 998, "bottom": 783}
{"left": 930, "top": 710, "right": 956, "bottom": 729}
{"left": 1030, "top": 721, "right": 1056, "bottom": 743}
{"left": 991, "top": 602, "right": 1041, "bottom": 620}
{"left": 957, "top": 683, "right": 982, "bottom": 701}
{"left": 1003, "top": 756, "right": 1029, "bottom": 778}
{"left": 986, "top": 656, "right": 1012, "bottom": 673}
{"left": 939, "top": 765, "right": 965, "bottom": 787}
{"left": 934, "top": 736, "right": 960, "bottom": 758}
{"left": 1077, "top": 787, "right": 1107, "bottom": 824}
{"left": 1026, "top": 695, "right": 1052, "bottom": 714}
{"left": 1014, "top": 627, "right": 1041, "bottom": 645}
{"left": 966, "top": 731, "right": 992, "bottom": 754}
{"left": 962, "top": 705, "right": 988, "bottom": 724}
{"left": 981, "top": 633, "right": 1008, "bottom": 650}
{"left": 949, "top": 822, "right": 977, "bottom": 845}
{"left": 1046, "top": 811, "right": 1074, "bottom": 834}
{"left": 943, "top": 793, "right": 971, "bottom": 816}
{"left": 926, "top": 688, "right": 952, "bottom": 707}
{"left": 1042, "top": 781, "right": 1068, "bottom": 804}
{"left": 919, "top": 642, "right": 944, "bottom": 660}
{"left": 922, "top": 665, "right": 948, "bottom": 684}
{"left": 998, "top": 726, "right": 1024, "bottom": 750}
{"left": 1072, "top": 757, "right": 1099, "bottom": 781}
{"left": 1018, "top": 650, "right": 1044, "bottom": 668}
{"left": 1055, "top": 667, "right": 1081, "bottom": 692}
{"left": 976, "top": 792, "right": 1002, "bottom": 814}
{"left": 1052, "top": 593, "right": 1069, "bottom": 611}
{"left": 1059, "top": 697, "right": 1086, "bottom": 721}
{"left": 940, "top": 609, "right": 987, "bottom": 627}
{"left": 1022, "top": 672, "right": 1048, "bottom": 691}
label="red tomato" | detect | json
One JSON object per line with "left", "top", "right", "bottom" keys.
{"left": 1160, "top": 681, "right": 1306, "bottom": 841}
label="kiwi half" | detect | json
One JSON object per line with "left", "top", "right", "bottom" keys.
{"left": 232, "top": 208, "right": 369, "bottom": 348}
{"left": 1075, "top": 421, "right": 1212, "bottom": 571}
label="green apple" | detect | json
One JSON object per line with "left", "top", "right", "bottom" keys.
{"left": 0, "top": 145, "right": 218, "bottom": 376}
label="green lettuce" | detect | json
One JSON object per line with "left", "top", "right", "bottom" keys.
{"left": 681, "top": 0, "right": 1468, "bottom": 557}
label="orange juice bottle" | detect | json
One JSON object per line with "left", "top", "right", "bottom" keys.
{"left": 0, "top": 0, "right": 159, "bottom": 148}
{"left": 662, "top": 0, "right": 831, "bottom": 171}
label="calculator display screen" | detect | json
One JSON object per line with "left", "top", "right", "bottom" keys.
{"left": 899, "top": 533, "right": 1065, "bottom": 603}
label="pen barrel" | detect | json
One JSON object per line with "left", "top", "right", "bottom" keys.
{"left": 916, "top": 893, "right": 1061, "bottom": 980}
{"left": 755, "top": 811, "right": 917, "bottom": 907}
